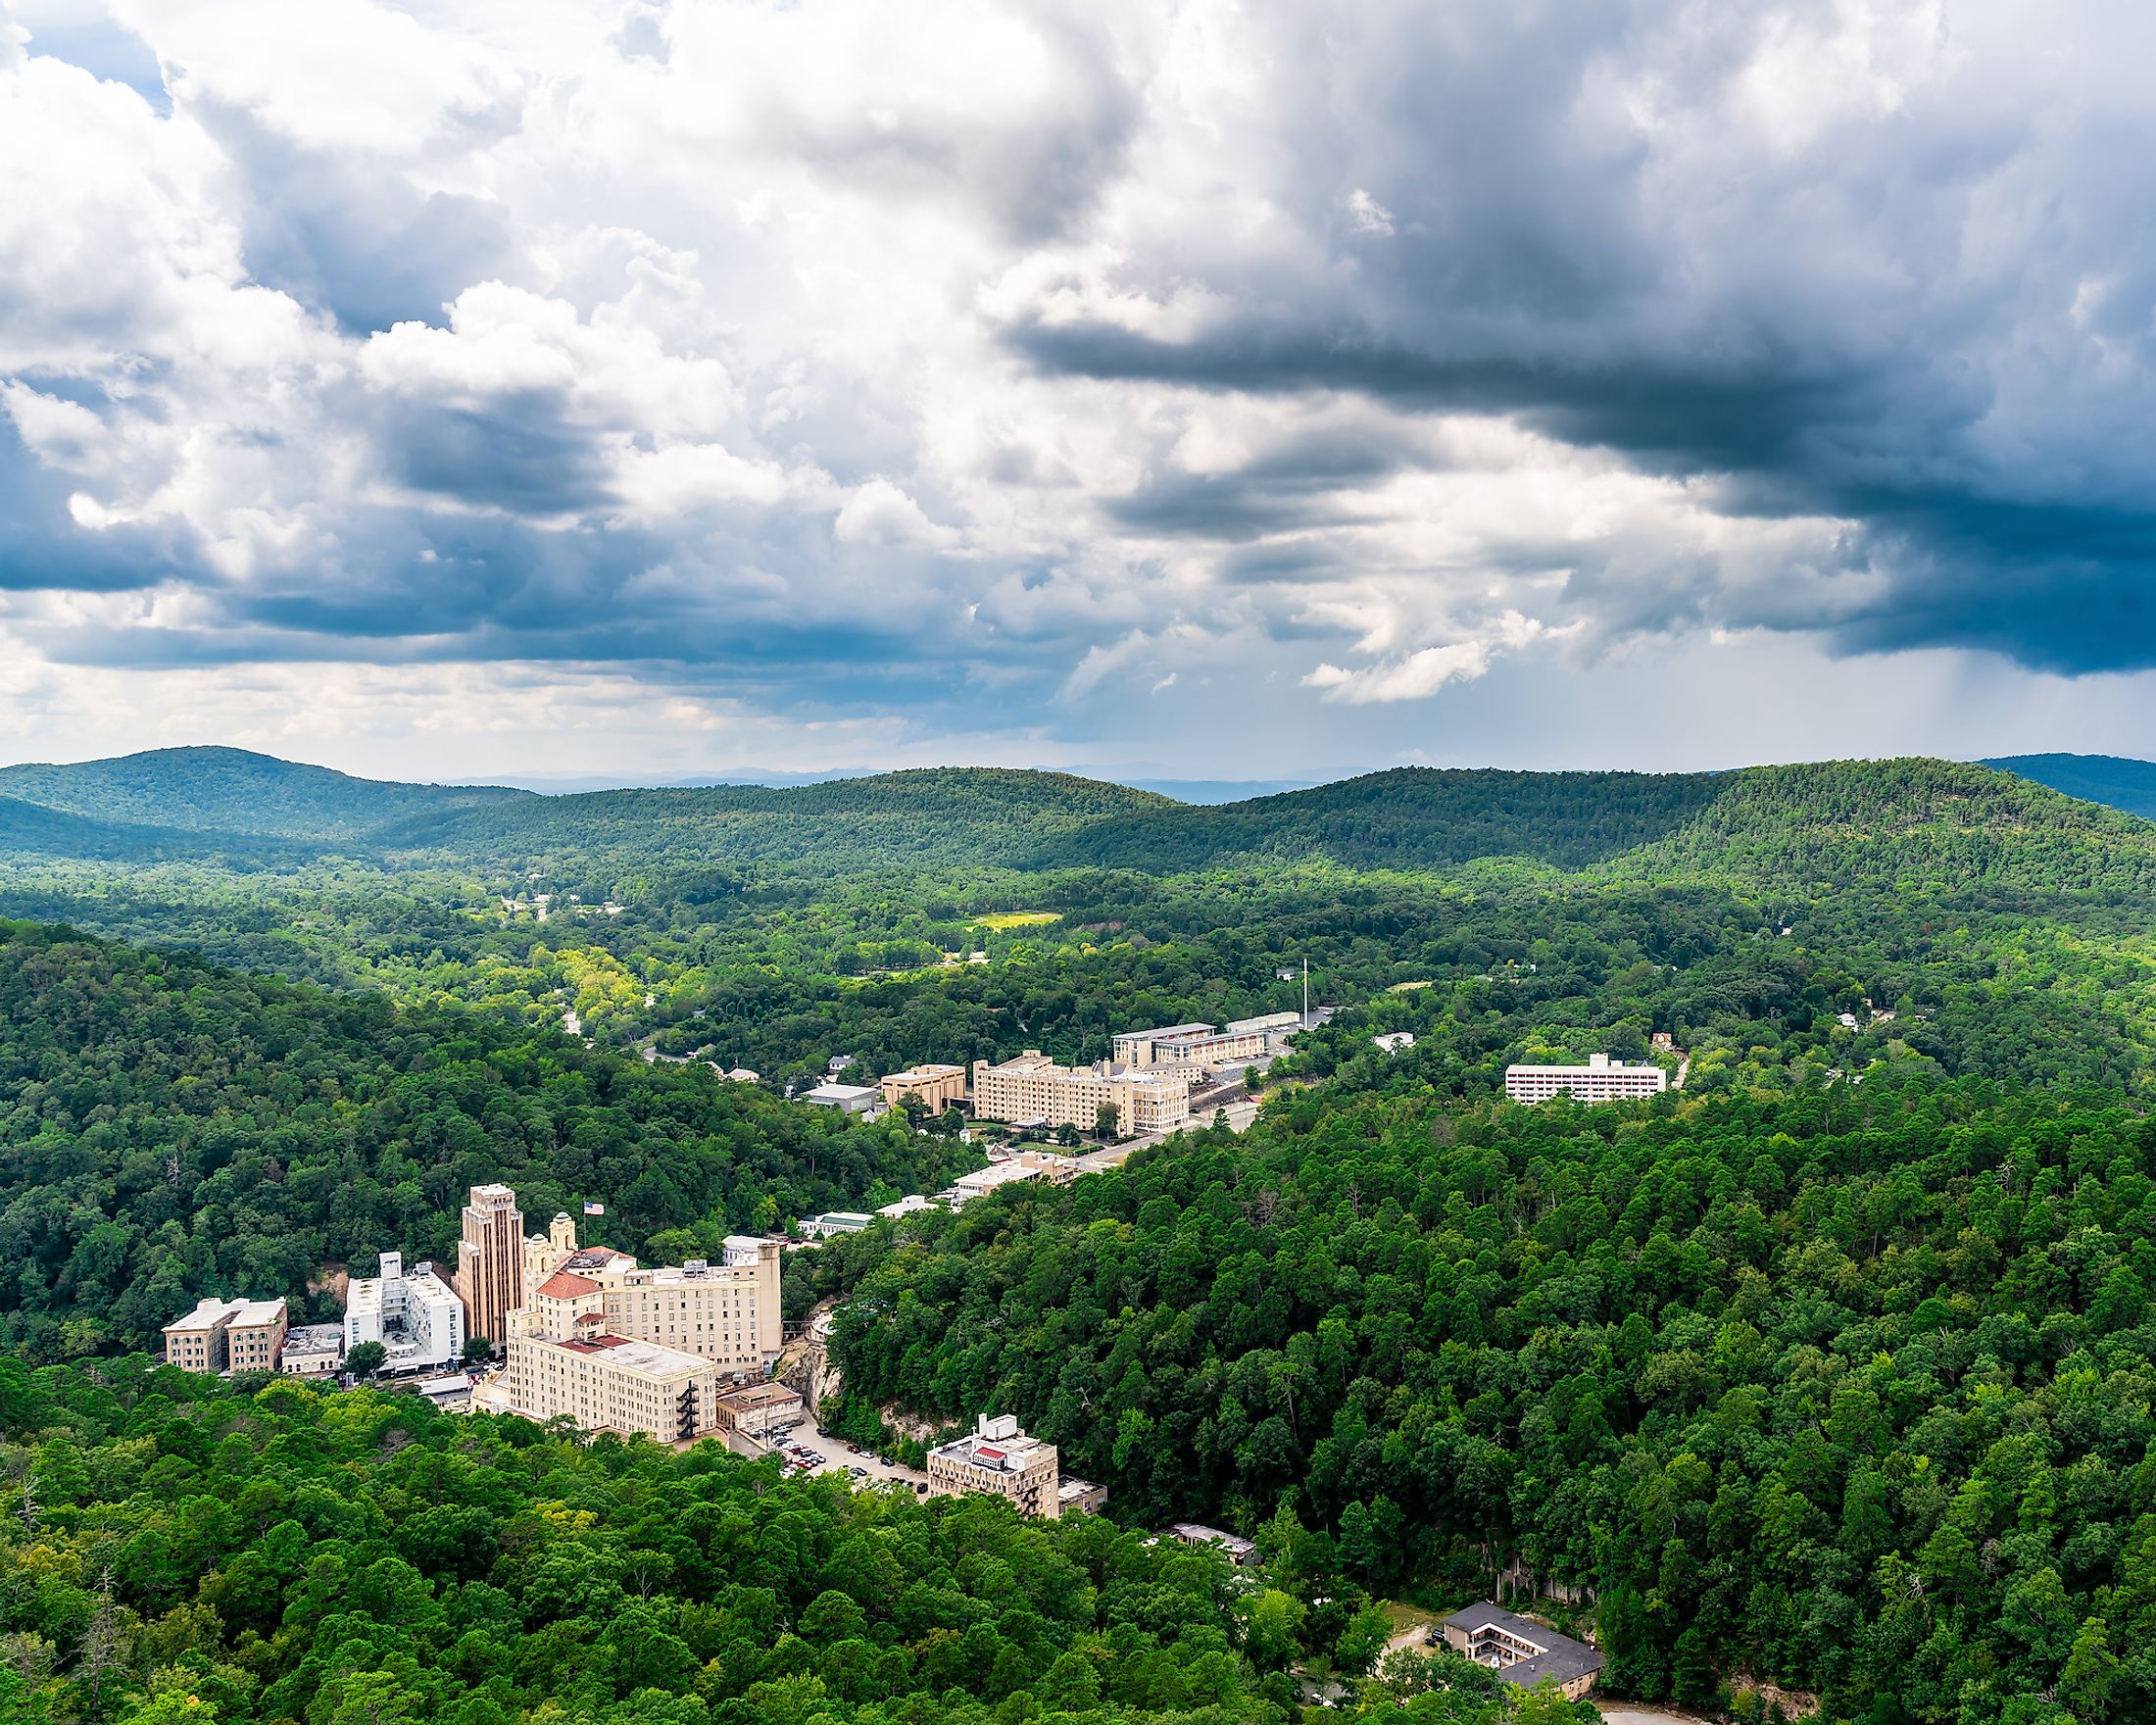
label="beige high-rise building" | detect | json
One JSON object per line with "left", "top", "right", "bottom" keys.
{"left": 878, "top": 1063, "right": 969, "bottom": 1114}
{"left": 499, "top": 1311, "right": 721, "bottom": 1443}
{"left": 456, "top": 1184, "right": 523, "bottom": 1355}
{"left": 971, "top": 1052, "right": 1191, "bottom": 1136}
{"left": 163, "top": 1296, "right": 288, "bottom": 1374}
{"left": 928, "top": 1413, "right": 1060, "bottom": 1518}
{"left": 601, "top": 1238, "right": 784, "bottom": 1375}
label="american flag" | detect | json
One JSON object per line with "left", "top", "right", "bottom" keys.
{"left": 583, "top": 1201, "right": 605, "bottom": 1216}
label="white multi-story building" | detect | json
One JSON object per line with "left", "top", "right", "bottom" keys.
{"left": 344, "top": 1252, "right": 467, "bottom": 1373}
{"left": 1503, "top": 1053, "right": 1668, "bottom": 1105}
{"left": 971, "top": 1052, "right": 1191, "bottom": 1135}
{"left": 496, "top": 1310, "right": 721, "bottom": 1443}
{"left": 1112, "top": 1022, "right": 1273, "bottom": 1069}
{"left": 952, "top": 1151, "right": 1081, "bottom": 1206}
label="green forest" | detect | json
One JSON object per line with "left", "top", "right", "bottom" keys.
{"left": 819, "top": 1077, "right": 2156, "bottom": 1723}
{"left": 5, "top": 748, "right": 2156, "bottom": 1722}
{"left": 0, "top": 1360, "right": 1594, "bottom": 1725}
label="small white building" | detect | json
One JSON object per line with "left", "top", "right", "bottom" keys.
{"left": 799, "top": 1211, "right": 874, "bottom": 1239}
{"left": 804, "top": 1082, "right": 880, "bottom": 1114}
{"left": 1374, "top": 1031, "right": 1417, "bottom": 1054}
{"left": 279, "top": 1324, "right": 346, "bottom": 1377}
{"left": 345, "top": 1252, "right": 467, "bottom": 1373}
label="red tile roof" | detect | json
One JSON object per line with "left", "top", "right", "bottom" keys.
{"left": 536, "top": 1271, "right": 601, "bottom": 1299}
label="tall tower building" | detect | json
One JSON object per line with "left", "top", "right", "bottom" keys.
{"left": 455, "top": 1183, "right": 523, "bottom": 1355}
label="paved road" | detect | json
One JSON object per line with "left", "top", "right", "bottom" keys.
{"left": 728, "top": 1426, "right": 931, "bottom": 1492}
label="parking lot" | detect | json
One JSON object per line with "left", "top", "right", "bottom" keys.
{"left": 738, "top": 1428, "right": 934, "bottom": 1493}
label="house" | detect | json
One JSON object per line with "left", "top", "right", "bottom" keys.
{"left": 1438, "top": 1604, "right": 1603, "bottom": 1701}
{"left": 1167, "top": 1523, "right": 1257, "bottom": 1564}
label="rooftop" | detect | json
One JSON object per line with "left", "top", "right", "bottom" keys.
{"left": 548, "top": 1333, "right": 710, "bottom": 1375}
{"left": 1442, "top": 1604, "right": 1604, "bottom": 1689}
{"left": 166, "top": 1297, "right": 244, "bottom": 1332}
{"left": 1118, "top": 1022, "right": 1215, "bottom": 1041}
{"left": 535, "top": 1271, "right": 602, "bottom": 1299}
{"left": 229, "top": 1298, "right": 287, "bottom": 1328}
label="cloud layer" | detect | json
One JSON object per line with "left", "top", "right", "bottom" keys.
{"left": 2, "top": 0, "right": 2154, "bottom": 775}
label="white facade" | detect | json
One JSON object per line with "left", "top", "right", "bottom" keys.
{"left": 1503, "top": 1053, "right": 1668, "bottom": 1105}
{"left": 345, "top": 1252, "right": 467, "bottom": 1372}
{"left": 952, "top": 1151, "right": 1080, "bottom": 1206}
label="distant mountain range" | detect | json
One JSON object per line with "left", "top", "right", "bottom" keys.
{"left": 3, "top": 745, "right": 2154, "bottom": 895}
{"left": 1982, "top": 753, "right": 2156, "bottom": 821}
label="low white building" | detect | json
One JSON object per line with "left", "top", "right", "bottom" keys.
{"left": 804, "top": 1082, "right": 880, "bottom": 1114}
{"left": 1374, "top": 1031, "right": 1417, "bottom": 1054}
{"left": 345, "top": 1252, "right": 468, "bottom": 1373}
{"left": 799, "top": 1211, "right": 874, "bottom": 1239}
{"left": 952, "top": 1152, "right": 1080, "bottom": 1206}
{"left": 1503, "top": 1053, "right": 1668, "bottom": 1105}
{"left": 279, "top": 1324, "right": 345, "bottom": 1377}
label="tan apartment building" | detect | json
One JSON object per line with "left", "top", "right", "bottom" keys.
{"left": 971, "top": 1052, "right": 1191, "bottom": 1136}
{"left": 163, "top": 1296, "right": 288, "bottom": 1374}
{"left": 878, "top": 1063, "right": 969, "bottom": 1114}
{"left": 927, "top": 1413, "right": 1060, "bottom": 1518}
{"left": 602, "top": 1239, "right": 784, "bottom": 1375}
{"left": 456, "top": 1183, "right": 524, "bottom": 1354}
{"left": 500, "top": 1313, "right": 721, "bottom": 1442}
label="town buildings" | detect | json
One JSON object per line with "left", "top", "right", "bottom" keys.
{"left": 602, "top": 1240, "right": 785, "bottom": 1376}
{"left": 712, "top": 1381, "right": 806, "bottom": 1441}
{"left": 1439, "top": 1604, "right": 1603, "bottom": 1700}
{"left": 804, "top": 1081, "right": 879, "bottom": 1114}
{"left": 455, "top": 1183, "right": 524, "bottom": 1354}
{"left": 951, "top": 1151, "right": 1080, "bottom": 1206}
{"left": 279, "top": 1324, "right": 346, "bottom": 1376}
{"left": 927, "top": 1413, "right": 1061, "bottom": 1518}
{"left": 163, "top": 1296, "right": 289, "bottom": 1374}
{"left": 800, "top": 1211, "right": 873, "bottom": 1239}
{"left": 1057, "top": 1478, "right": 1107, "bottom": 1515}
{"left": 971, "top": 1051, "right": 1191, "bottom": 1135}
{"left": 1503, "top": 1053, "right": 1668, "bottom": 1105}
{"left": 344, "top": 1251, "right": 466, "bottom": 1373}
{"left": 495, "top": 1309, "right": 721, "bottom": 1443}
{"left": 878, "top": 1062, "right": 969, "bottom": 1113}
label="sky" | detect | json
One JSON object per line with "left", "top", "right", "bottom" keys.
{"left": 3, "top": 0, "right": 2155, "bottom": 786}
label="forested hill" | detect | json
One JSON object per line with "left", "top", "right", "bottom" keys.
{"left": 0, "top": 745, "right": 528, "bottom": 841}
{"left": 0, "top": 920, "right": 983, "bottom": 1357}
{"left": 1594, "top": 757, "right": 2156, "bottom": 897}
{"left": 1987, "top": 751, "right": 2156, "bottom": 821}
{"left": 369, "top": 766, "right": 1177, "bottom": 875}
{"left": 0, "top": 794, "right": 311, "bottom": 863}
{"left": 1025, "top": 766, "right": 1729, "bottom": 872}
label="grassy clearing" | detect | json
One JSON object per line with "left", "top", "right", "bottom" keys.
{"left": 978, "top": 911, "right": 1062, "bottom": 929}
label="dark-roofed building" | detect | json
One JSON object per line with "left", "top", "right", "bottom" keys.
{"left": 1439, "top": 1604, "right": 1602, "bottom": 1701}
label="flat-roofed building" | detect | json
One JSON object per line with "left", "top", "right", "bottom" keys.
{"left": 602, "top": 1240, "right": 784, "bottom": 1375}
{"left": 800, "top": 1211, "right": 874, "bottom": 1239}
{"left": 878, "top": 1063, "right": 969, "bottom": 1114}
{"left": 952, "top": 1151, "right": 1081, "bottom": 1206}
{"left": 228, "top": 1299, "right": 288, "bottom": 1372}
{"left": 1167, "top": 1523, "right": 1258, "bottom": 1563}
{"left": 712, "top": 1380, "right": 805, "bottom": 1440}
{"left": 279, "top": 1323, "right": 345, "bottom": 1377}
{"left": 522, "top": 1213, "right": 638, "bottom": 1297}
{"left": 1114, "top": 1021, "right": 1275, "bottom": 1070}
{"left": 971, "top": 1052, "right": 1191, "bottom": 1136}
{"left": 345, "top": 1251, "right": 466, "bottom": 1373}
{"left": 927, "top": 1413, "right": 1060, "bottom": 1518}
{"left": 164, "top": 1298, "right": 245, "bottom": 1373}
{"left": 456, "top": 1183, "right": 523, "bottom": 1355}
{"left": 1439, "top": 1604, "right": 1603, "bottom": 1701}
{"left": 1058, "top": 1478, "right": 1108, "bottom": 1515}
{"left": 804, "top": 1082, "right": 879, "bottom": 1114}
{"left": 1503, "top": 1053, "right": 1668, "bottom": 1106}
{"left": 500, "top": 1316, "right": 721, "bottom": 1443}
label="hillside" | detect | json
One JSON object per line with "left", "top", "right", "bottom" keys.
{"left": 1026, "top": 766, "right": 1728, "bottom": 872}
{"left": 1985, "top": 751, "right": 2156, "bottom": 820}
{"left": 0, "top": 793, "right": 310, "bottom": 862}
{"left": 376, "top": 765, "right": 1177, "bottom": 875}
{"left": 0, "top": 745, "right": 528, "bottom": 841}
{"left": 1597, "top": 757, "right": 2156, "bottom": 897}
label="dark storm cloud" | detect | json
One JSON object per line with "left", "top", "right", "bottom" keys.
{"left": 1000, "top": 1, "right": 2156, "bottom": 676}
{"left": 1105, "top": 425, "right": 1421, "bottom": 540}
{"left": 0, "top": 422, "right": 193, "bottom": 594}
